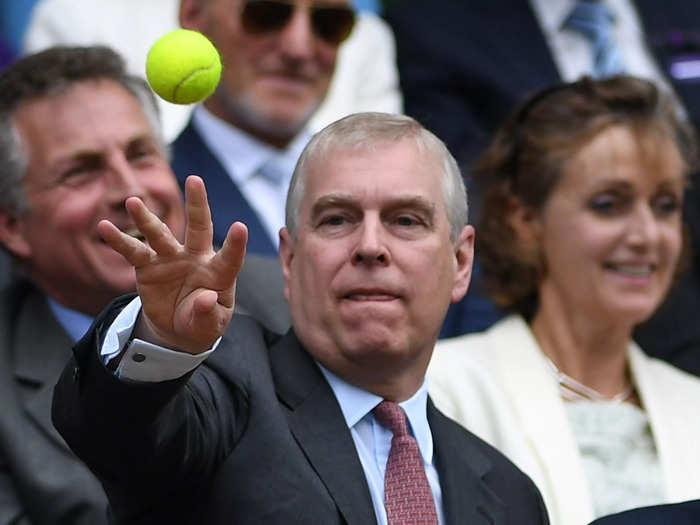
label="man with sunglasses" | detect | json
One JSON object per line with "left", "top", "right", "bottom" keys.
{"left": 173, "top": 0, "right": 357, "bottom": 255}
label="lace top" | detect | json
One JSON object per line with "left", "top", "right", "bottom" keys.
{"left": 565, "top": 400, "right": 665, "bottom": 518}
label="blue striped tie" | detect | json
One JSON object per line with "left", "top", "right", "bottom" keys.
{"left": 564, "top": 0, "right": 625, "bottom": 77}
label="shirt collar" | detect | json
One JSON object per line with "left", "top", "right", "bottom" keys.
{"left": 192, "top": 104, "right": 311, "bottom": 185}
{"left": 47, "top": 297, "right": 94, "bottom": 343}
{"left": 319, "top": 363, "right": 434, "bottom": 465}
{"left": 531, "top": 0, "right": 576, "bottom": 33}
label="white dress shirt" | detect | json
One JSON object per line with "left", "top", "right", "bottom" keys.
{"left": 192, "top": 105, "right": 310, "bottom": 249}
{"left": 102, "top": 297, "right": 444, "bottom": 524}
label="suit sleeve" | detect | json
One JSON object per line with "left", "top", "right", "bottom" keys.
{"left": 51, "top": 295, "right": 249, "bottom": 523}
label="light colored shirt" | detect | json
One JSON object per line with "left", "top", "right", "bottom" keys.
{"left": 102, "top": 297, "right": 444, "bottom": 524}
{"left": 192, "top": 105, "right": 310, "bottom": 249}
{"left": 319, "top": 365, "right": 444, "bottom": 525}
{"left": 566, "top": 400, "right": 665, "bottom": 518}
{"left": 47, "top": 297, "right": 94, "bottom": 342}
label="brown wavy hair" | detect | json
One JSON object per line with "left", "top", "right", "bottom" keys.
{"left": 474, "top": 75, "right": 698, "bottom": 319}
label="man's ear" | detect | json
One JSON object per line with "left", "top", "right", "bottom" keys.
{"left": 450, "top": 224, "right": 475, "bottom": 303}
{"left": 278, "top": 227, "right": 294, "bottom": 301}
{"left": 0, "top": 211, "right": 31, "bottom": 259}
{"left": 179, "top": 0, "right": 208, "bottom": 30}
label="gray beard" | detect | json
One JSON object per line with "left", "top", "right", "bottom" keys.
{"left": 216, "top": 86, "right": 320, "bottom": 146}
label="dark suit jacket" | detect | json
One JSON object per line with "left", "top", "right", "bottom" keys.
{"left": 385, "top": 0, "right": 700, "bottom": 375}
{"left": 589, "top": 499, "right": 700, "bottom": 525}
{"left": 52, "top": 296, "right": 549, "bottom": 524}
{"left": 236, "top": 253, "right": 290, "bottom": 334}
{"left": 171, "top": 121, "right": 278, "bottom": 256}
{"left": 0, "top": 281, "right": 108, "bottom": 525}
{"left": 0, "top": 250, "right": 287, "bottom": 525}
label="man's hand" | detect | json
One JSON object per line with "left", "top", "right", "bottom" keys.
{"left": 98, "top": 176, "right": 248, "bottom": 354}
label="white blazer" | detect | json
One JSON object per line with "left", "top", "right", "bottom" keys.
{"left": 428, "top": 315, "right": 700, "bottom": 525}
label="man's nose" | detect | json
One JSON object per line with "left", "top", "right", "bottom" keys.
{"left": 106, "top": 155, "right": 146, "bottom": 205}
{"left": 278, "top": 6, "right": 316, "bottom": 60}
{"left": 352, "top": 218, "right": 390, "bottom": 266}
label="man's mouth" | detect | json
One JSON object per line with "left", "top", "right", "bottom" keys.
{"left": 342, "top": 287, "right": 401, "bottom": 302}
{"left": 345, "top": 293, "right": 397, "bottom": 301}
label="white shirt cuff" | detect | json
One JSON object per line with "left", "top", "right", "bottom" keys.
{"left": 101, "top": 296, "right": 219, "bottom": 382}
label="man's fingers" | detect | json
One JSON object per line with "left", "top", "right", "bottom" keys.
{"left": 183, "top": 176, "right": 214, "bottom": 255}
{"left": 210, "top": 221, "right": 248, "bottom": 289}
{"left": 125, "top": 197, "right": 180, "bottom": 257}
{"left": 98, "top": 219, "right": 154, "bottom": 267}
{"left": 170, "top": 289, "right": 234, "bottom": 354}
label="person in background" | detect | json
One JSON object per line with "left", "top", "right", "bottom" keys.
{"left": 23, "top": 0, "right": 401, "bottom": 142}
{"left": 428, "top": 76, "right": 700, "bottom": 525}
{"left": 0, "top": 44, "right": 184, "bottom": 525}
{"left": 170, "top": 0, "right": 355, "bottom": 255}
{"left": 386, "top": 1, "right": 700, "bottom": 378}
{"left": 52, "top": 112, "right": 549, "bottom": 524}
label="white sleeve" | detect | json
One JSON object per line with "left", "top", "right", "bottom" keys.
{"left": 101, "top": 296, "right": 218, "bottom": 382}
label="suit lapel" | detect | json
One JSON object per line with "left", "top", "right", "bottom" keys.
{"left": 11, "top": 288, "right": 75, "bottom": 451}
{"left": 269, "top": 332, "right": 377, "bottom": 525}
{"left": 429, "top": 401, "right": 505, "bottom": 525}
{"left": 171, "top": 122, "right": 277, "bottom": 255}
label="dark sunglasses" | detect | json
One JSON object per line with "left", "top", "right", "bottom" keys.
{"left": 241, "top": 0, "right": 356, "bottom": 45}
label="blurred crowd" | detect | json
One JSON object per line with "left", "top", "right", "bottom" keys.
{"left": 1, "top": 1, "right": 700, "bottom": 524}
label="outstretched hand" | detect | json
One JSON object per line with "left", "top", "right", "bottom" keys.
{"left": 98, "top": 176, "right": 248, "bottom": 354}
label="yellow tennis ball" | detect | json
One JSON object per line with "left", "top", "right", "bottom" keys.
{"left": 146, "top": 29, "right": 222, "bottom": 105}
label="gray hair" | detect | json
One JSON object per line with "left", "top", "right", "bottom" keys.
{"left": 285, "top": 112, "right": 468, "bottom": 242}
{"left": 0, "top": 45, "right": 167, "bottom": 217}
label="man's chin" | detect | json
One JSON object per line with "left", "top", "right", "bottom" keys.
{"left": 216, "top": 91, "right": 319, "bottom": 143}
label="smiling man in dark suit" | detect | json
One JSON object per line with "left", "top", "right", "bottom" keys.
{"left": 0, "top": 45, "right": 289, "bottom": 525}
{"left": 53, "top": 112, "right": 550, "bottom": 524}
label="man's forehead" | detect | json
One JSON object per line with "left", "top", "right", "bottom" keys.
{"left": 303, "top": 150, "right": 445, "bottom": 210}
{"left": 309, "top": 191, "right": 437, "bottom": 215}
{"left": 16, "top": 83, "right": 154, "bottom": 163}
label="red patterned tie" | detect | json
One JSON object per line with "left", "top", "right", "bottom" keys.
{"left": 374, "top": 401, "right": 439, "bottom": 525}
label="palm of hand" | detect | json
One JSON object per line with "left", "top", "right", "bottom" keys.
{"left": 98, "top": 176, "right": 248, "bottom": 354}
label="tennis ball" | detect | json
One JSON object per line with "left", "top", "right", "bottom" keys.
{"left": 146, "top": 29, "right": 222, "bottom": 105}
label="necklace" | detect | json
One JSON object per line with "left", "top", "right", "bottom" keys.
{"left": 543, "top": 356, "right": 635, "bottom": 403}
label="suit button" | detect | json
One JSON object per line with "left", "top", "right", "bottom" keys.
{"left": 132, "top": 353, "right": 146, "bottom": 363}
{"left": 72, "top": 366, "right": 80, "bottom": 382}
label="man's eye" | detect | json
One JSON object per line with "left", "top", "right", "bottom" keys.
{"left": 61, "top": 165, "right": 97, "bottom": 185}
{"left": 396, "top": 215, "right": 421, "bottom": 226}
{"left": 323, "top": 216, "right": 346, "bottom": 226}
{"left": 131, "top": 149, "right": 150, "bottom": 159}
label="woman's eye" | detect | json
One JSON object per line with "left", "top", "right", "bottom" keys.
{"left": 654, "top": 194, "right": 680, "bottom": 215}
{"left": 589, "top": 193, "right": 621, "bottom": 214}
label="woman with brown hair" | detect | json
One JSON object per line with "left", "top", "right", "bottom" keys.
{"left": 428, "top": 75, "right": 700, "bottom": 525}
